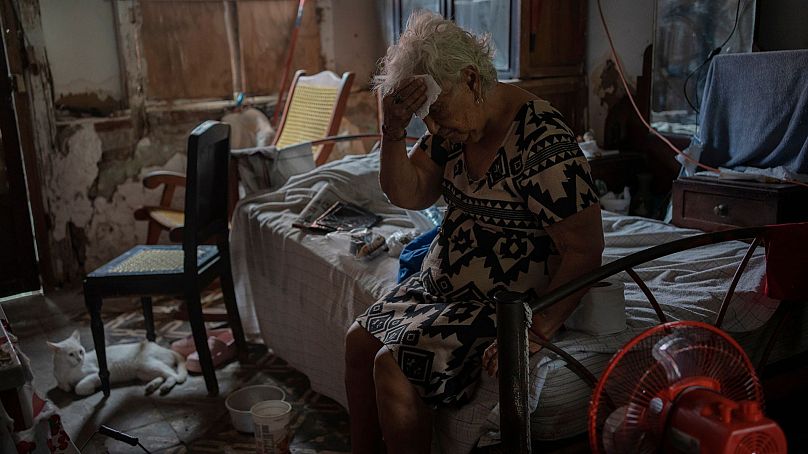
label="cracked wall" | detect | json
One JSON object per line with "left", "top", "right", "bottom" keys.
{"left": 47, "top": 114, "right": 199, "bottom": 283}
{"left": 48, "top": 102, "right": 382, "bottom": 285}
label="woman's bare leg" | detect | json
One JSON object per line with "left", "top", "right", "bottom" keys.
{"left": 374, "top": 347, "right": 433, "bottom": 454}
{"left": 345, "top": 323, "right": 384, "bottom": 453}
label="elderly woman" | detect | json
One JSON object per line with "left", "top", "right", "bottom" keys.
{"left": 344, "top": 10, "right": 604, "bottom": 453}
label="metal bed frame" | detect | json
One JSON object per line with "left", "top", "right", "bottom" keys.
{"left": 493, "top": 225, "right": 800, "bottom": 453}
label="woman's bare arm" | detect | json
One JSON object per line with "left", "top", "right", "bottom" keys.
{"left": 378, "top": 77, "right": 443, "bottom": 209}
{"left": 380, "top": 140, "right": 443, "bottom": 209}
{"left": 531, "top": 204, "right": 605, "bottom": 338}
{"left": 483, "top": 204, "right": 603, "bottom": 376}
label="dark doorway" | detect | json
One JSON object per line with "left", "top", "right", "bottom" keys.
{"left": 0, "top": 25, "right": 40, "bottom": 297}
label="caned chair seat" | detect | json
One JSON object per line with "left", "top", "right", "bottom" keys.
{"left": 88, "top": 245, "right": 217, "bottom": 277}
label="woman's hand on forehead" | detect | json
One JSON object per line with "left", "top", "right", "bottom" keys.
{"left": 382, "top": 76, "right": 428, "bottom": 134}
{"left": 394, "top": 77, "right": 427, "bottom": 100}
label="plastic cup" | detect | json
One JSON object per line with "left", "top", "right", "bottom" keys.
{"left": 225, "top": 385, "right": 286, "bottom": 433}
{"left": 251, "top": 400, "right": 293, "bottom": 454}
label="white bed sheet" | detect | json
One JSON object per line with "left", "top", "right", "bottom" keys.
{"left": 231, "top": 151, "right": 782, "bottom": 452}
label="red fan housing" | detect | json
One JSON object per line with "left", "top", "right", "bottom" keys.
{"left": 589, "top": 321, "right": 786, "bottom": 454}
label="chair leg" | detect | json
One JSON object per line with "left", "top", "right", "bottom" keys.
{"left": 84, "top": 286, "right": 110, "bottom": 397}
{"left": 142, "top": 297, "right": 156, "bottom": 342}
{"left": 146, "top": 220, "right": 162, "bottom": 245}
{"left": 218, "top": 243, "right": 248, "bottom": 360}
{"left": 186, "top": 291, "right": 218, "bottom": 396}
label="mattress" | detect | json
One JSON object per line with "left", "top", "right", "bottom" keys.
{"left": 231, "top": 151, "right": 800, "bottom": 452}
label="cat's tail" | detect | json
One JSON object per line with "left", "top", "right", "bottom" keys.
{"left": 172, "top": 350, "right": 188, "bottom": 383}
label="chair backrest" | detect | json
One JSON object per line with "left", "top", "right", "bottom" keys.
{"left": 183, "top": 121, "right": 231, "bottom": 271}
{"left": 273, "top": 70, "right": 355, "bottom": 165}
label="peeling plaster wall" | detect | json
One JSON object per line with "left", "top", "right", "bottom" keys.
{"left": 40, "top": 0, "right": 122, "bottom": 112}
{"left": 586, "top": 0, "right": 653, "bottom": 145}
{"left": 22, "top": 0, "right": 382, "bottom": 287}
{"left": 48, "top": 113, "right": 210, "bottom": 282}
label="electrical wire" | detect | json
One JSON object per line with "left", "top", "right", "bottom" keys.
{"left": 595, "top": 0, "right": 808, "bottom": 189}
{"left": 683, "top": 0, "right": 743, "bottom": 113}
{"left": 716, "top": 0, "right": 744, "bottom": 53}
{"left": 682, "top": 53, "right": 712, "bottom": 113}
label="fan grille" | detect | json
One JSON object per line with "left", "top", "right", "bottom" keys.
{"left": 589, "top": 321, "right": 763, "bottom": 454}
{"left": 735, "top": 432, "right": 779, "bottom": 454}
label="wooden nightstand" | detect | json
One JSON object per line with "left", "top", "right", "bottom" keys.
{"left": 672, "top": 176, "right": 808, "bottom": 232}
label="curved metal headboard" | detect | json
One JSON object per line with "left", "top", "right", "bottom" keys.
{"left": 495, "top": 225, "right": 768, "bottom": 453}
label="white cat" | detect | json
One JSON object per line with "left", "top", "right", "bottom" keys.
{"left": 47, "top": 330, "right": 187, "bottom": 396}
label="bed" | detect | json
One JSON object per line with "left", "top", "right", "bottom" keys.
{"left": 230, "top": 150, "right": 805, "bottom": 452}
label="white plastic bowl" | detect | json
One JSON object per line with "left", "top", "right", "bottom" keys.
{"left": 225, "top": 384, "right": 286, "bottom": 433}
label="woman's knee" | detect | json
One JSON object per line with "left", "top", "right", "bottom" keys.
{"left": 345, "top": 323, "right": 382, "bottom": 372}
{"left": 373, "top": 348, "right": 409, "bottom": 399}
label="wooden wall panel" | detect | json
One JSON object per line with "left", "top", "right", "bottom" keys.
{"left": 141, "top": 3, "right": 233, "bottom": 100}
{"left": 238, "top": 0, "right": 323, "bottom": 95}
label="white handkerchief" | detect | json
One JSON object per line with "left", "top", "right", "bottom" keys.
{"left": 413, "top": 75, "right": 441, "bottom": 119}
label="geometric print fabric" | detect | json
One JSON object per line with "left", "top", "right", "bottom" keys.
{"left": 356, "top": 99, "right": 598, "bottom": 406}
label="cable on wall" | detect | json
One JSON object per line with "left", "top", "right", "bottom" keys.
{"left": 683, "top": 0, "right": 743, "bottom": 113}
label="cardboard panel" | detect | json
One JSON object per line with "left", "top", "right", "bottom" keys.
{"left": 238, "top": 0, "right": 323, "bottom": 95}
{"left": 141, "top": 2, "right": 233, "bottom": 100}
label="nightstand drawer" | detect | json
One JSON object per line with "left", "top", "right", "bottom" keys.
{"left": 672, "top": 176, "right": 808, "bottom": 232}
{"left": 680, "top": 190, "right": 774, "bottom": 227}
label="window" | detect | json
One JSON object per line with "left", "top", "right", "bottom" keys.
{"left": 389, "top": 0, "right": 518, "bottom": 79}
{"left": 651, "top": 0, "right": 756, "bottom": 134}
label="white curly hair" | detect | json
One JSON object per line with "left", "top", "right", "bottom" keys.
{"left": 373, "top": 9, "right": 497, "bottom": 98}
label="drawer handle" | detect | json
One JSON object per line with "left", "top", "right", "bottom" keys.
{"left": 713, "top": 204, "right": 728, "bottom": 217}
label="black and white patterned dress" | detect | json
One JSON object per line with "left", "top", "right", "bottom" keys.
{"left": 356, "top": 100, "right": 598, "bottom": 407}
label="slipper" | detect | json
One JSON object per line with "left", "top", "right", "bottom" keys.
{"left": 171, "top": 328, "right": 231, "bottom": 358}
{"left": 186, "top": 330, "right": 236, "bottom": 373}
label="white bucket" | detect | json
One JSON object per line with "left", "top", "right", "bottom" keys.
{"left": 225, "top": 385, "right": 286, "bottom": 433}
{"left": 251, "top": 400, "right": 293, "bottom": 454}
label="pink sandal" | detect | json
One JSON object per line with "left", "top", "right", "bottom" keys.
{"left": 171, "top": 328, "right": 231, "bottom": 358}
{"left": 186, "top": 330, "right": 236, "bottom": 373}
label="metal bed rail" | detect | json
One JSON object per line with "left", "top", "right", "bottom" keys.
{"left": 495, "top": 226, "right": 768, "bottom": 453}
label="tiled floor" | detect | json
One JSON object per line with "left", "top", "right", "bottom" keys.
{"left": 13, "top": 290, "right": 804, "bottom": 454}
{"left": 2, "top": 290, "right": 350, "bottom": 453}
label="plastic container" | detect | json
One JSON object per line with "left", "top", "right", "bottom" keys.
{"left": 252, "top": 400, "right": 293, "bottom": 454}
{"left": 565, "top": 281, "right": 626, "bottom": 335}
{"left": 599, "top": 187, "right": 632, "bottom": 215}
{"left": 225, "top": 385, "right": 286, "bottom": 433}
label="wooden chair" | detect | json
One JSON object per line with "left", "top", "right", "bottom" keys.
{"left": 84, "top": 121, "right": 248, "bottom": 397}
{"left": 134, "top": 70, "right": 355, "bottom": 244}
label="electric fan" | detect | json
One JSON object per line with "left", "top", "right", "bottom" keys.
{"left": 589, "top": 321, "right": 787, "bottom": 454}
